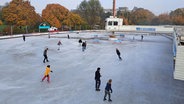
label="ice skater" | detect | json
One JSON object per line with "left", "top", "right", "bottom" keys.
{"left": 23, "top": 34, "right": 25, "bottom": 41}
{"left": 103, "top": 79, "right": 113, "bottom": 102}
{"left": 57, "top": 40, "right": 62, "bottom": 50}
{"left": 141, "top": 35, "right": 144, "bottom": 41}
{"left": 95, "top": 67, "right": 101, "bottom": 91}
{"left": 43, "top": 48, "right": 49, "bottom": 63}
{"left": 41, "top": 65, "right": 53, "bottom": 83}
{"left": 78, "top": 39, "right": 82, "bottom": 46}
{"left": 82, "top": 41, "right": 87, "bottom": 52}
{"left": 116, "top": 48, "right": 122, "bottom": 60}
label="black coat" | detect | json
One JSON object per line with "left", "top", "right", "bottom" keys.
{"left": 79, "top": 39, "right": 82, "bottom": 43}
{"left": 95, "top": 70, "right": 101, "bottom": 80}
{"left": 116, "top": 49, "right": 120, "bottom": 55}
{"left": 82, "top": 42, "right": 86, "bottom": 47}
{"left": 43, "top": 49, "right": 48, "bottom": 56}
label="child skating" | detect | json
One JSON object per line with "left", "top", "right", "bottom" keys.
{"left": 103, "top": 79, "right": 113, "bottom": 102}
{"left": 57, "top": 40, "right": 62, "bottom": 50}
{"left": 41, "top": 65, "right": 53, "bottom": 83}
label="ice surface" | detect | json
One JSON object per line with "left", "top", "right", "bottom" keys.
{"left": 0, "top": 32, "right": 184, "bottom": 104}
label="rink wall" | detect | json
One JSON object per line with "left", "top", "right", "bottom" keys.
{"left": 0, "top": 30, "right": 107, "bottom": 40}
{"left": 173, "top": 26, "right": 184, "bottom": 81}
{"left": 105, "top": 25, "right": 174, "bottom": 33}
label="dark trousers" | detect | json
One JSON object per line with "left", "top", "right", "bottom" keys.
{"left": 104, "top": 90, "right": 111, "bottom": 100}
{"left": 95, "top": 79, "right": 101, "bottom": 89}
{"left": 43, "top": 55, "right": 48, "bottom": 63}
{"left": 117, "top": 54, "right": 122, "bottom": 60}
{"left": 82, "top": 46, "right": 86, "bottom": 51}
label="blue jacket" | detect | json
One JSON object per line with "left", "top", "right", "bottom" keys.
{"left": 105, "top": 82, "right": 112, "bottom": 92}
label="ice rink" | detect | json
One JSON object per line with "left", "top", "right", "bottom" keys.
{"left": 0, "top": 32, "right": 184, "bottom": 104}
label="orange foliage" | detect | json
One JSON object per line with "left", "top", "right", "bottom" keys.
{"left": 42, "top": 4, "right": 69, "bottom": 28}
{"left": 2, "top": 0, "right": 41, "bottom": 26}
{"left": 0, "top": 20, "right": 3, "bottom": 25}
{"left": 42, "top": 4, "right": 85, "bottom": 28}
{"left": 63, "top": 13, "right": 85, "bottom": 27}
{"left": 157, "top": 13, "right": 172, "bottom": 25}
{"left": 172, "top": 16, "right": 184, "bottom": 25}
{"left": 130, "top": 9, "right": 155, "bottom": 25}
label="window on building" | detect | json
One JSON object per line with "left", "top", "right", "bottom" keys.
{"left": 114, "top": 21, "right": 118, "bottom": 26}
{"left": 108, "top": 21, "right": 112, "bottom": 26}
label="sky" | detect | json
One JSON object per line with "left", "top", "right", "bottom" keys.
{"left": 0, "top": 0, "right": 184, "bottom": 15}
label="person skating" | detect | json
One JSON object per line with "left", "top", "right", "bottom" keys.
{"left": 23, "top": 34, "right": 25, "bottom": 41}
{"left": 95, "top": 67, "right": 101, "bottom": 91}
{"left": 43, "top": 48, "right": 49, "bottom": 63}
{"left": 116, "top": 48, "right": 122, "bottom": 60}
{"left": 41, "top": 65, "right": 53, "bottom": 83}
{"left": 78, "top": 39, "right": 82, "bottom": 46}
{"left": 141, "top": 35, "right": 144, "bottom": 41}
{"left": 103, "top": 79, "right": 113, "bottom": 102}
{"left": 82, "top": 41, "right": 86, "bottom": 52}
{"left": 57, "top": 40, "right": 62, "bottom": 50}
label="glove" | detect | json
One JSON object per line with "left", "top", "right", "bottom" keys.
{"left": 51, "top": 70, "right": 53, "bottom": 73}
{"left": 111, "top": 90, "right": 113, "bottom": 93}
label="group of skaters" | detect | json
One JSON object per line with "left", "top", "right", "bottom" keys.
{"left": 41, "top": 38, "right": 123, "bottom": 102}
{"left": 41, "top": 65, "right": 113, "bottom": 102}
{"left": 21, "top": 33, "right": 122, "bottom": 102}
{"left": 95, "top": 67, "right": 113, "bottom": 102}
{"left": 79, "top": 39, "right": 87, "bottom": 52}
{"left": 78, "top": 39, "right": 87, "bottom": 52}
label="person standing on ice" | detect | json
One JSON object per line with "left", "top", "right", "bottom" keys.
{"left": 116, "top": 48, "right": 122, "bottom": 60}
{"left": 23, "top": 34, "right": 26, "bottom": 41}
{"left": 103, "top": 79, "right": 113, "bottom": 102}
{"left": 57, "top": 40, "right": 62, "bottom": 50}
{"left": 95, "top": 67, "right": 101, "bottom": 91}
{"left": 41, "top": 65, "right": 53, "bottom": 83}
{"left": 43, "top": 48, "right": 49, "bottom": 63}
{"left": 78, "top": 39, "right": 82, "bottom": 46}
{"left": 141, "top": 35, "right": 144, "bottom": 41}
{"left": 67, "top": 34, "right": 70, "bottom": 39}
{"left": 82, "top": 41, "right": 86, "bottom": 52}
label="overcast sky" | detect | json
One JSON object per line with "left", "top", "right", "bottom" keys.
{"left": 0, "top": 0, "right": 184, "bottom": 15}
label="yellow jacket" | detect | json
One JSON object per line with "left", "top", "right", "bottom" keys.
{"left": 44, "top": 67, "right": 51, "bottom": 75}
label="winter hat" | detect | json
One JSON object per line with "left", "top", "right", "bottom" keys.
{"left": 47, "top": 65, "right": 50, "bottom": 68}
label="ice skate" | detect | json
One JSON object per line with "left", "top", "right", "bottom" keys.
{"left": 103, "top": 98, "right": 106, "bottom": 101}
{"left": 96, "top": 88, "right": 100, "bottom": 91}
{"left": 108, "top": 99, "right": 112, "bottom": 102}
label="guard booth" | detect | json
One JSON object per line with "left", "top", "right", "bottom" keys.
{"left": 39, "top": 23, "right": 50, "bottom": 32}
{"left": 105, "top": 16, "right": 123, "bottom": 31}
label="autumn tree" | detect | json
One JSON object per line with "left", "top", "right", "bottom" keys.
{"left": 62, "top": 12, "right": 86, "bottom": 30}
{"left": 158, "top": 13, "right": 172, "bottom": 25}
{"left": 42, "top": 4, "right": 69, "bottom": 28}
{"left": 170, "top": 8, "right": 184, "bottom": 25}
{"left": 151, "top": 17, "right": 159, "bottom": 25}
{"left": 0, "top": 9, "right": 2, "bottom": 25}
{"left": 77, "top": 0, "right": 104, "bottom": 28}
{"left": 2, "top": 0, "right": 41, "bottom": 26}
{"left": 129, "top": 8, "right": 155, "bottom": 25}
{"left": 117, "top": 10, "right": 130, "bottom": 25}
{"left": 42, "top": 4, "right": 85, "bottom": 29}
{"left": 0, "top": 20, "right": 2, "bottom": 25}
